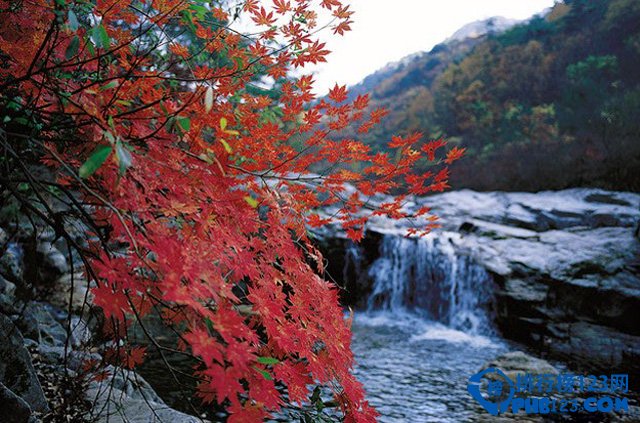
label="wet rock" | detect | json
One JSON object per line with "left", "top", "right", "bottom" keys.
{"left": 0, "top": 313, "right": 49, "bottom": 412}
{"left": 0, "top": 382, "right": 32, "bottom": 423}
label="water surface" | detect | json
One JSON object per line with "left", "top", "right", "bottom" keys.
{"left": 351, "top": 311, "right": 508, "bottom": 422}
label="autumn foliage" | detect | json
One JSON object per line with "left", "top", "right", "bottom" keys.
{"left": 0, "top": 0, "right": 461, "bottom": 420}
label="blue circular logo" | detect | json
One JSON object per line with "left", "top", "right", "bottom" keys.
{"left": 467, "top": 367, "right": 514, "bottom": 416}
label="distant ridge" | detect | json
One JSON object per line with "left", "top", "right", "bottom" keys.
{"left": 444, "top": 16, "right": 520, "bottom": 42}
{"left": 345, "top": 16, "right": 521, "bottom": 99}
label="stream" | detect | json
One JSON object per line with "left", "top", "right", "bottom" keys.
{"left": 351, "top": 311, "right": 508, "bottom": 422}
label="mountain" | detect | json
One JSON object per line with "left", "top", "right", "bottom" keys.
{"left": 343, "top": 0, "right": 640, "bottom": 192}
{"left": 346, "top": 16, "right": 520, "bottom": 101}
{"left": 445, "top": 16, "right": 520, "bottom": 42}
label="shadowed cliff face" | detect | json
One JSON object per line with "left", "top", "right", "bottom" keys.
{"left": 313, "top": 188, "right": 640, "bottom": 389}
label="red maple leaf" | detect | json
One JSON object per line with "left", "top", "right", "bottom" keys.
{"left": 445, "top": 146, "right": 466, "bottom": 164}
{"left": 328, "top": 84, "right": 348, "bottom": 103}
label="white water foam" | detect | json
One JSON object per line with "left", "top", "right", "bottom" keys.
{"left": 409, "top": 323, "right": 496, "bottom": 348}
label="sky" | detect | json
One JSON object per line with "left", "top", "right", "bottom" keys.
{"left": 308, "top": 0, "right": 557, "bottom": 94}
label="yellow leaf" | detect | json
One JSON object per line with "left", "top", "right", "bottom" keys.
{"left": 219, "top": 138, "right": 232, "bottom": 154}
{"left": 244, "top": 196, "right": 258, "bottom": 208}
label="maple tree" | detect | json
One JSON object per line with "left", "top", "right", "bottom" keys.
{"left": 0, "top": 0, "right": 461, "bottom": 420}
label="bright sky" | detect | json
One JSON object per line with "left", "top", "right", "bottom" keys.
{"left": 310, "top": 0, "right": 557, "bottom": 94}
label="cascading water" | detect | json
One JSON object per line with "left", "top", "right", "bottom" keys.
{"left": 346, "top": 232, "right": 507, "bottom": 422}
{"left": 364, "top": 232, "right": 496, "bottom": 335}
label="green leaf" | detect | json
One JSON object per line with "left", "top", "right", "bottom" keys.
{"left": 7, "top": 99, "right": 21, "bottom": 111}
{"left": 219, "top": 117, "right": 227, "bottom": 131}
{"left": 67, "top": 10, "right": 79, "bottom": 31}
{"left": 177, "top": 116, "right": 191, "bottom": 132}
{"left": 189, "top": 4, "right": 208, "bottom": 19}
{"left": 310, "top": 386, "right": 321, "bottom": 403}
{"left": 100, "top": 80, "right": 119, "bottom": 91}
{"left": 204, "top": 86, "right": 214, "bottom": 112}
{"left": 91, "top": 24, "right": 110, "bottom": 49}
{"left": 115, "top": 141, "right": 132, "bottom": 175}
{"left": 86, "top": 38, "right": 95, "bottom": 55}
{"left": 103, "top": 131, "right": 116, "bottom": 143}
{"left": 204, "top": 317, "right": 215, "bottom": 334}
{"left": 180, "top": 10, "right": 197, "bottom": 31}
{"left": 79, "top": 145, "right": 112, "bottom": 178}
{"left": 252, "top": 366, "right": 273, "bottom": 381}
{"left": 256, "top": 356, "right": 279, "bottom": 365}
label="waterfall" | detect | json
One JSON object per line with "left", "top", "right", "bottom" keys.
{"left": 362, "top": 233, "right": 495, "bottom": 335}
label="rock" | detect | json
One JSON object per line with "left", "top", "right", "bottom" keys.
{"left": 48, "top": 272, "right": 93, "bottom": 314}
{"left": 36, "top": 345, "right": 65, "bottom": 365}
{"left": 86, "top": 367, "right": 204, "bottom": 423}
{"left": 415, "top": 190, "right": 640, "bottom": 385}
{"left": 36, "top": 241, "right": 69, "bottom": 279}
{"left": 69, "top": 316, "right": 91, "bottom": 348}
{"left": 66, "top": 350, "right": 101, "bottom": 372}
{"left": 15, "top": 302, "right": 68, "bottom": 347}
{"left": 485, "top": 351, "right": 558, "bottom": 382}
{"left": 547, "top": 321, "right": 640, "bottom": 374}
{"left": 0, "top": 382, "right": 32, "bottom": 423}
{"left": 0, "top": 275, "right": 16, "bottom": 297}
{"left": 0, "top": 242, "right": 24, "bottom": 283}
{"left": 0, "top": 292, "right": 18, "bottom": 315}
{"left": 0, "top": 313, "right": 49, "bottom": 412}
{"left": 317, "top": 188, "right": 640, "bottom": 389}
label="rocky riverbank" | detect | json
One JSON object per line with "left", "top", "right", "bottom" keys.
{"left": 0, "top": 226, "right": 203, "bottom": 422}
{"left": 314, "top": 188, "right": 640, "bottom": 389}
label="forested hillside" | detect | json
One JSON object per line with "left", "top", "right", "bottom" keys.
{"left": 346, "top": 0, "right": 640, "bottom": 191}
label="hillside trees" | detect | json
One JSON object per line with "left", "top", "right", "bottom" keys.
{"left": 343, "top": 0, "right": 640, "bottom": 191}
{"left": 0, "top": 0, "right": 460, "bottom": 420}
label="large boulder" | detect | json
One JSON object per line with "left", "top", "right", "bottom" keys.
{"left": 0, "top": 313, "right": 48, "bottom": 413}
{"left": 0, "top": 382, "right": 33, "bottom": 423}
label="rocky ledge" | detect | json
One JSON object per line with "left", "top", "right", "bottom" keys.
{"left": 315, "top": 188, "right": 640, "bottom": 388}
